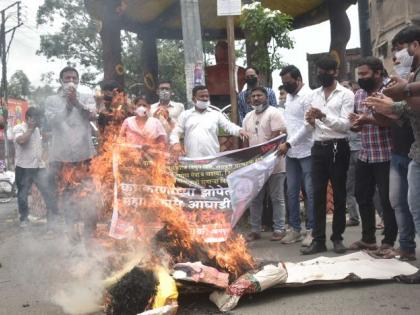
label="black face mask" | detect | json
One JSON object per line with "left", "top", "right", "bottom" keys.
{"left": 245, "top": 77, "right": 258, "bottom": 86}
{"left": 317, "top": 73, "right": 335, "bottom": 87}
{"left": 103, "top": 95, "right": 113, "bottom": 102}
{"left": 283, "top": 82, "right": 298, "bottom": 94}
{"left": 358, "top": 77, "right": 376, "bottom": 93}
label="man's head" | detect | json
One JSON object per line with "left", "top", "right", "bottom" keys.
{"left": 25, "top": 107, "right": 42, "bottom": 127}
{"left": 133, "top": 96, "right": 150, "bottom": 118}
{"left": 156, "top": 80, "right": 172, "bottom": 103}
{"left": 394, "top": 25, "right": 420, "bottom": 58}
{"left": 316, "top": 55, "right": 338, "bottom": 88}
{"left": 356, "top": 57, "right": 385, "bottom": 93}
{"left": 100, "top": 80, "right": 121, "bottom": 106}
{"left": 192, "top": 85, "right": 210, "bottom": 110}
{"left": 59, "top": 66, "right": 79, "bottom": 90}
{"left": 215, "top": 41, "right": 228, "bottom": 64}
{"left": 245, "top": 67, "right": 259, "bottom": 88}
{"left": 280, "top": 65, "right": 303, "bottom": 95}
{"left": 250, "top": 86, "right": 269, "bottom": 113}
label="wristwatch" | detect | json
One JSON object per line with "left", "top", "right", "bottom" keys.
{"left": 404, "top": 84, "right": 412, "bottom": 97}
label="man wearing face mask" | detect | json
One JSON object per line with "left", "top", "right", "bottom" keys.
{"left": 44, "top": 66, "right": 97, "bottom": 238}
{"left": 346, "top": 57, "right": 398, "bottom": 254}
{"left": 238, "top": 67, "right": 277, "bottom": 124}
{"left": 300, "top": 56, "right": 354, "bottom": 255}
{"left": 170, "top": 85, "right": 248, "bottom": 158}
{"left": 151, "top": 80, "right": 185, "bottom": 133}
{"left": 392, "top": 38, "right": 413, "bottom": 80}
{"left": 242, "top": 87, "right": 287, "bottom": 242}
{"left": 277, "top": 65, "right": 315, "bottom": 246}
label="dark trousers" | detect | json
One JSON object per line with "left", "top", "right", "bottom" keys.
{"left": 48, "top": 160, "right": 97, "bottom": 234}
{"left": 312, "top": 140, "right": 350, "bottom": 243}
{"left": 16, "top": 166, "right": 58, "bottom": 222}
{"left": 355, "top": 160, "right": 398, "bottom": 245}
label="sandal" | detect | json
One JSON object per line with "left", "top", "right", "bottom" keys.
{"left": 349, "top": 240, "right": 378, "bottom": 251}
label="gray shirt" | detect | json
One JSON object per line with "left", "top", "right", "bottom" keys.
{"left": 44, "top": 91, "right": 96, "bottom": 163}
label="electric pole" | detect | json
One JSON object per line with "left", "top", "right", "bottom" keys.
{"left": 0, "top": 1, "right": 23, "bottom": 169}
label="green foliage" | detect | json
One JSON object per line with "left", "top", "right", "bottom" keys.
{"left": 240, "top": 2, "right": 294, "bottom": 77}
{"left": 8, "top": 70, "right": 31, "bottom": 99}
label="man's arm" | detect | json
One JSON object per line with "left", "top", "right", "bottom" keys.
{"left": 169, "top": 111, "right": 186, "bottom": 146}
{"left": 218, "top": 112, "right": 242, "bottom": 137}
{"left": 14, "top": 125, "right": 34, "bottom": 145}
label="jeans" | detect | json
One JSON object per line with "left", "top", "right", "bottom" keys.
{"left": 250, "top": 172, "right": 286, "bottom": 233}
{"left": 390, "top": 154, "right": 415, "bottom": 253}
{"left": 408, "top": 160, "right": 420, "bottom": 237}
{"left": 286, "top": 156, "right": 314, "bottom": 231}
{"left": 16, "top": 166, "right": 58, "bottom": 222}
{"left": 346, "top": 150, "right": 359, "bottom": 222}
{"left": 312, "top": 140, "right": 350, "bottom": 242}
{"left": 355, "top": 160, "right": 398, "bottom": 245}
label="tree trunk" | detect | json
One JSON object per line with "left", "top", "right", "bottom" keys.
{"left": 141, "top": 34, "right": 159, "bottom": 103}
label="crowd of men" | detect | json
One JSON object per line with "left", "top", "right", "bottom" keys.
{"left": 9, "top": 25, "right": 420, "bottom": 282}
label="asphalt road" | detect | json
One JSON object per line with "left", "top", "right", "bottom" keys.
{"left": 1, "top": 200, "right": 420, "bottom": 315}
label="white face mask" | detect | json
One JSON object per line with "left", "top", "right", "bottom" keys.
{"left": 252, "top": 103, "right": 268, "bottom": 113}
{"left": 195, "top": 100, "right": 210, "bottom": 110}
{"left": 62, "top": 81, "right": 78, "bottom": 92}
{"left": 159, "top": 90, "right": 171, "bottom": 102}
{"left": 135, "top": 106, "right": 148, "bottom": 117}
{"left": 394, "top": 48, "right": 413, "bottom": 78}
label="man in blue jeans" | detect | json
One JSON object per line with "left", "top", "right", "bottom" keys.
{"left": 278, "top": 65, "right": 315, "bottom": 246}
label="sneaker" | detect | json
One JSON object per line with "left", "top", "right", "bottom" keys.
{"left": 270, "top": 230, "right": 286, "bottom": 241}
{"left": 301, "top": 229, "right": 313, "bottom": 247}
{"left": 301, "top": 241, "right": 327, "bottom": 255}
{"left": 245, "top": 232, "right": 261, "bottom": 242}
{"left": 333, "top": 240, "right": 347, "bottom": 254}
{"left": 346, "top": 219, "right": 359, "bottom": 227}
{"left": 281, "top": 229, "right": 303, "bottom": 244}
{"left": 19, "top": 219, "right": 29, "bottom": 228}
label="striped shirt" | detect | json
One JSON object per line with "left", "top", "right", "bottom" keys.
{"left": 238, "top": 87, "right": 277, "bottom": 124}
{"left": 355, "top": 89, "right": 392, "bottom": 163}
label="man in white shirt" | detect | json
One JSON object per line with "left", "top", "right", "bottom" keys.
{"left": 13, "top": 107, "right": 58, "bottom": 227}
{"left": 301, "top": 55, "right": 354, "bottom": 255}
{"left": 170, "top": 85, "right": 247, "bottom": 158}
{"left": 278, "top": 65, "right": 315, "bottom": 246}
{"left": 243, "top": 87, "right": 287, "bottom": 242}
{"left": 151, "top": 80, "right": 185, "bottom": 133}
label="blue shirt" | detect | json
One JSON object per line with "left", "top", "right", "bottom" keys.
{"left": 238, "top": 87, "right": 277, "bottom": 125}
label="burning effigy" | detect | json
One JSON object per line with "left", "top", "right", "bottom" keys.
{"left": 54, "top": 125, "right": 418, "bottom": 315}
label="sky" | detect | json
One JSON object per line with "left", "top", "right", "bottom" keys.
{"left": 4, "top": 0, "right": 360, "bottom": 94}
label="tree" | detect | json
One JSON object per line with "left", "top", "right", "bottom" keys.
{"left": 8, "top": 70, "right": 31, "bottom": 99}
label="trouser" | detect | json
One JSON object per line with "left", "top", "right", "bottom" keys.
{"left": 346, "top": 150, "right": 360, "bottom": 222}
{"left": 355, "top": 160, "right": 398, "bottom": 245}
{"left": 389, "top": 154, "right": 415, "bottom": 253}
{"left": 312, "top": 139, "right": 350, "bottom": 242}
{"left": 286, "top": 156, "right": 315, "bottom": 231}
{"left": 408, "top": 160, "right": 420, "bottom": 238}
{"left": 250, "top": 173, "right": 286, "bottom": 233}
{"left": 16, "top": 166, "right": 58, "bottom": 222}
{"left": 48, "top": 160, "right": 97, "bottom": 235}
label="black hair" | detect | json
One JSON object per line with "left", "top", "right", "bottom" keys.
{"left": 280, "top": 65, "right": 302, "bottom": 80}
{"left": 250, "top": 86, "right": 268, "bottom": 97}
{"left": 316, "top": 55, "right": 338, "bottom": 71}
{"left": 133, "top": 95, "right": 149, "bottom": 105}
{"left": 25, "top": 107, "right": 42, "bottom": 119}
{"left": 278, "top": 85, "right": 285, "bottom": 90}
{"left": 100, "top": 80, "right": 121, "bottom": 92}
{"left": 245, "top": 66, "right": 260, "bottom": 75}
{"left": 394, "top": 25, "right": 420, "bottom": 45}
{"left": 59, "top": 66, "right": 79, "bottom": 80}
{"left": 357, "top": 56, "right": 385, "bottom": 76}
{"left": 158, "top": 80, "right": 172, "bottom": 87}
{"left": 192, "top": 85, "right": 208, "bottom": 97}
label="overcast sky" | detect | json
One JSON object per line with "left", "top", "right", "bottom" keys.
{"left": 4, "top": 0, "right": 360, "bottom": 92}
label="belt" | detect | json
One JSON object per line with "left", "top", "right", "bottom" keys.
{"left": 314, "top": 138, "right": 348, "bottom": 146}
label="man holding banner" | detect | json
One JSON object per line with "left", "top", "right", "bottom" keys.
{"left": 242, "top": 87, "right": 287, "bottom": 242}
{"left": 169, "top": 85, "right": 248, "bottom": 158}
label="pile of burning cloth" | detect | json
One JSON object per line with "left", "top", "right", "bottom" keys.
{"left": 105, "top": 251, "right": 418, "bottom": 314}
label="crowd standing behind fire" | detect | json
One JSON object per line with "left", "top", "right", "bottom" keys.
{"left": 11, "top": 25, "right": 420, "bottom": 283}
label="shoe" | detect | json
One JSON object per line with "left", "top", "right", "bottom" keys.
{"left": 367, "top": 243, "right": 395, "bottom": 257}
{"left": 349, "top": 240, "right": 378, "bottom": 250}
{"left": 395, "top": 270, "right": 420, "bottom": 284}
{"left": 270, "top": 230, "right": 286, "bottom": 241}
{"left": 376, "top": 220, "right": 384, "bottom": 230}
{"left": 301, "top": 229, "right": 313, "bottom": 247}
{"left": 19, "top": 219, "right": 29, "bottom": 228}
{"left": 346, "top": 219, "right": 359, "bottom": 227}
{"left": 246, "top": 232, "right": 261, "bottom": 242}
{"left": 281, "top": 229, "right": 303, "bottom": 244}
{"left": 398, "top": 250, "right": 416, "bottom": 261}
{"left": 333, "top": 240, "right": 347, "bottom": 254}
{"left": 301, "top": 241, "right": 327, "bottom": 255}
